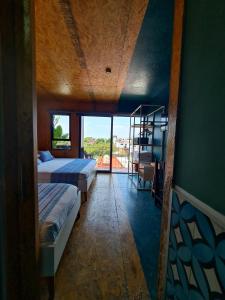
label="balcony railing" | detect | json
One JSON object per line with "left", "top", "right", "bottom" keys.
{"left": 83, "top": 145, "right": 128, "bottom": 172}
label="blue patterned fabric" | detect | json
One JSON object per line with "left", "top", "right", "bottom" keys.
{"left": 39, "top": 151, "right": 54, "bottom": 162}
{"left": 166, "top": 190, "right": 225, "bottom": 299}
{"left": 51, "top": 158, "right": 93, "bottom": 184}
{"left": 38, "top": 183, "right": 77, "bottom": 243}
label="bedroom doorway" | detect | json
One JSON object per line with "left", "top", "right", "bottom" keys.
{"left": 81, "top": 116, "right": 113, "bottom": 172}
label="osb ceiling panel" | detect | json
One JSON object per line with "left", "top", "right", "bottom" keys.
{"left": 35, "top": 0, "right": 148, "bottom": 102}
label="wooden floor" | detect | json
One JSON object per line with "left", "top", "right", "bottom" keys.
{"left": 41, "top": 174, "right": 151, "bottom": 300}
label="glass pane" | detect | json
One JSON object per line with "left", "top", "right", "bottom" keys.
{"left": 53, "top": 114, "right": 70, "bottom": 140}
{"left": 82, "top": 116, "right": 111, "bottom": 171}
{"left": 52, "top": 140, "right": 71, "bottom": 150}
{"left": 112, "top": 116, "right": 130, "bottom": 173}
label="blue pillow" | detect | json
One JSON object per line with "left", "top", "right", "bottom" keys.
{"left": 39, "top": 151, "right": 54, "bottom": 162}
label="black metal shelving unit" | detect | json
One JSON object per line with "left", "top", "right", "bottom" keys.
{"left": 128, "top": 104, "right": 167, "bottom": 190}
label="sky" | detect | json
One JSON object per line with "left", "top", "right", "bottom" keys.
{"left": 55, "top": 115, "right": 70, "bottom": 135}
{"left": 55, "top": 115, "right": 130, "bottom": 139}
{"left": 83, "top": 116, "right": 130, "bottom": 139}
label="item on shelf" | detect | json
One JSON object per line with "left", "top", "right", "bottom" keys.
{"left": 133, "top": 137, "right": 149, "bottom": 145}
{"left": 133, "top": 151, "right": 152, "bottom": 163}
{"left": 152, "top": 160, "right": 165, "bottom": 207}
{"left": 138, "top": 163, "right": 155, "bottom": 182}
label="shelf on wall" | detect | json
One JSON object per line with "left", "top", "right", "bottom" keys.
{"left": 131, "top": 124, "right": 153, "bottom": 128}
{"left": 132, "top": 144, "right": 162, "bottom": 146}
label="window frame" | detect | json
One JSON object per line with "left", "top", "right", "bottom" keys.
{"left": 50, "top": 112, "right": 72, "bottom": 150}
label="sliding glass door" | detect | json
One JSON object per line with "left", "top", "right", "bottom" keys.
{"left": 81, "top": 115, "right": 130, "bottom": 173}
{"left": 112, "top": 116, "right": 129, "bottom": 173}
{"left": 81, "top": 116, "right": 112, "bottom": 171}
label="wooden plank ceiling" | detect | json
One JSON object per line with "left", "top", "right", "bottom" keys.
{"left": 35, "top": 0, "right": 148, "bottom": 102}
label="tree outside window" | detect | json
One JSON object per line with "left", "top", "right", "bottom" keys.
{"left": 51, "top": 114, "right": 71, "bottom": 150}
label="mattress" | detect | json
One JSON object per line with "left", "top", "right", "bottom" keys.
{"left": 38, "top": 158, "right": 96, "bottom": 186}
{"left": 38, "top": 183, "right": 80, "bottom": 244}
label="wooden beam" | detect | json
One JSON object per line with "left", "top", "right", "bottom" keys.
{"left": 58, "top": 0, "right": 96, "bottom": 102}
{"left": 0, "top": 1, "right": 39, "bottom": 299}
{"left": 58, "top": 0, "right": 86, "bottom": 69}
{"left": 157, "top": 0, "right": 185, "bottom": 299}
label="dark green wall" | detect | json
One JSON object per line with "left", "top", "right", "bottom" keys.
{"left": 174, "top": 0, "right": 225, "bottom": 214}
{"left": 118, "top": 0, "right": 174, "bottom": 112}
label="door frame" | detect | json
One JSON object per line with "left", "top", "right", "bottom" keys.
{"left": 0, "top": 0, "right": 39, "bottom": 298}
{"left": 157, "top": 0, "right": 185, "bottom": 298}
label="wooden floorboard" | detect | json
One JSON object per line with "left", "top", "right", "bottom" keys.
{"left": 41, "top": 174, "right": 150, "bottom": 300}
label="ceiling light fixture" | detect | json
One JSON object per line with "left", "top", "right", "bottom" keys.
{"left": 105, "top": 67, "right": 111, "bottom": 73}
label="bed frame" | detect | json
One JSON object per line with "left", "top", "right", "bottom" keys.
{"left": 79, "top": 170, "right": 96, "bottom": 202}
{"left": 40, "top": 191, "right": 81, "bottom": 299}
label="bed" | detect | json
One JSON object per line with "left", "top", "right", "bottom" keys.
{"left": 38, "top": 158, "right": 96, "bottom": 202}
{"left": 39, "top": 183, "right": 81, "bottom": 298}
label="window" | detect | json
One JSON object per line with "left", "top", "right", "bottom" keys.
{"left": 51, "top": 113, "right": 71, "bottom": 150}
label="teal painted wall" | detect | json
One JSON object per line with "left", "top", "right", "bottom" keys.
{"left": 174, "top": 0, "right": 225, "bottom": 214}
{"left": 118, "top": 0, "right": 174, "bottom": 112}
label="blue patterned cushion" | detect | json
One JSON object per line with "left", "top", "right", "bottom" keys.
{"left": 39, "top": 151, "right": 54, "bottom": 162}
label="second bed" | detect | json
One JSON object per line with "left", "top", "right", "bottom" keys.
{"left": 38, "top": 158, "right": 96, "bottom": 201}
